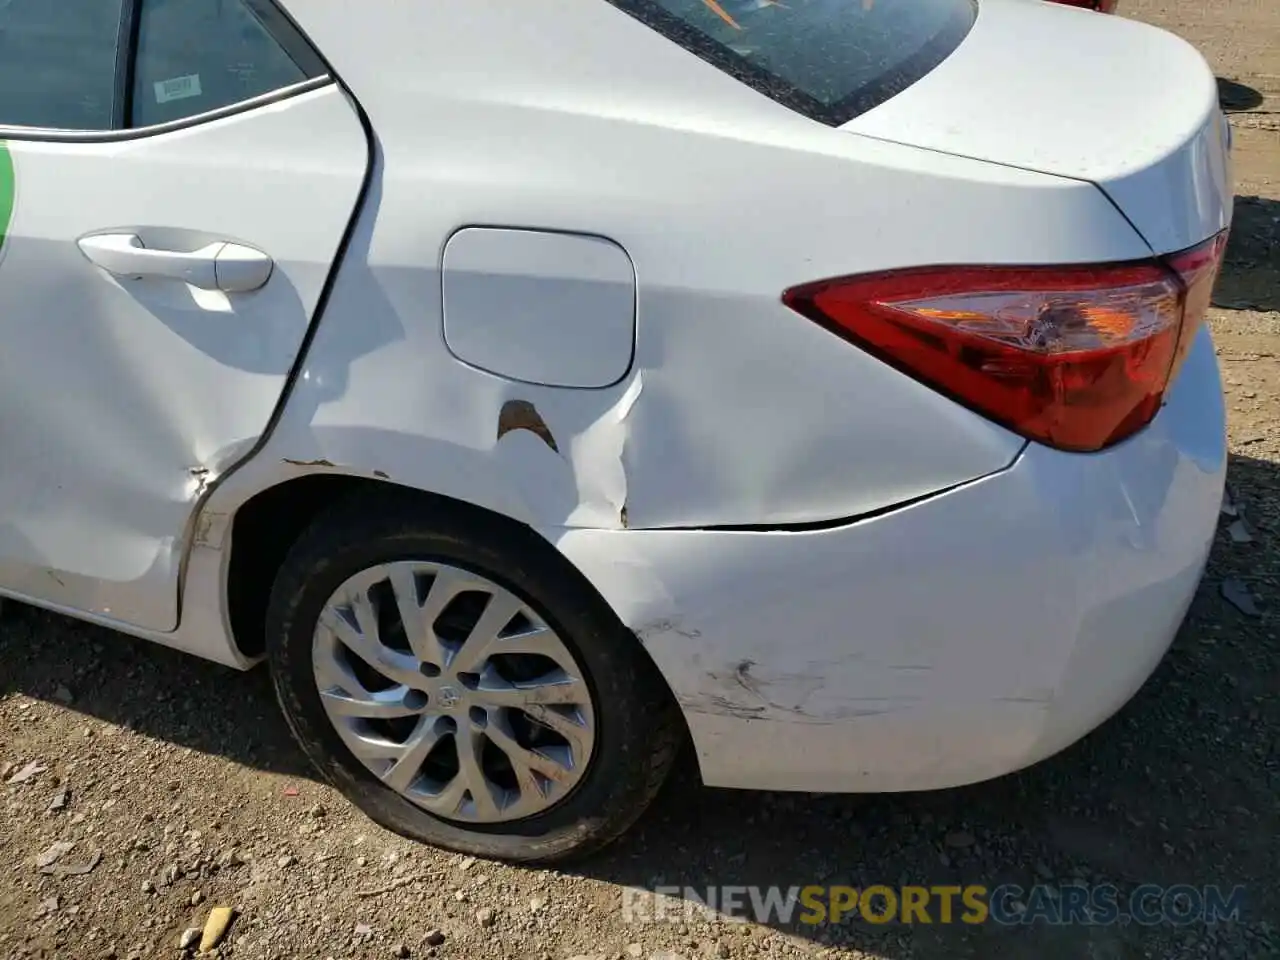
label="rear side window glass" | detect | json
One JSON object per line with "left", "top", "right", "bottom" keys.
{"left": 131, "top": 0, "right": 326, "bottom": 128}
{"left": 604, "top": 0, "right": 976, "bottom": 125}
{"left": 0, "top": 0, "right": 126, "bottom": 131}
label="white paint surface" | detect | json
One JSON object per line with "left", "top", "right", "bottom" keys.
{"left": 845, "top": 0, "right": 1233, "bottom": 254}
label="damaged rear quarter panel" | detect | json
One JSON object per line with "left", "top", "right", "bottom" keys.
{"left": 242, "top": 161, "right": 1039, "bottom": 535}
{"left": 262, "top": 0, "right": 1165, "bottom": 535}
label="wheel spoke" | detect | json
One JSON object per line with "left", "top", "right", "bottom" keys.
{"left": 387, "top": 564, "right": 445, "bottom": 665}
{"left": 487, "top": 715, "right": 576, "bottom": 784}
{"left": 520, "top": 702, "right": 591, "bottom": 750}
{"left": 382, "top": 718, "right": 446, "bottom": 792}
{"left": 456, "top": 728, "right": 502, "bottom": 819}
{"left": 417, "top": 769, "right": 470, "bottom": 818}
{"left": 317, "top": 606, "right": 421, "bottom": 688}
{"left": 478, "top": 668, "right": 590, "bottom": 707}
{"left": 320, "top": 685, "right": 420, "bottom": 719}
{"left": 418, "top": 567, "right": 483, "bottom": 643}
{"left": 492, "top": 624, "right": 560, "bottom": 657}
{"left": 450, "top": 591, "right": 524, "bottom": 674}
{"left": 348, "top": 585, "right": 381, "bottom": 639}
{"left": 333, "top": 724, "right": 408, "bottom": 763}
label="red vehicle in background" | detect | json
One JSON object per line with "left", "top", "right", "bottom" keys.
{"left": 1053, "top": 0, "right": 1119, "bottom": 10}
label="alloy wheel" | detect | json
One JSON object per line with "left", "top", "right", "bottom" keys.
{"left": 312, "top": 561, "right": 597, "bottom": 823}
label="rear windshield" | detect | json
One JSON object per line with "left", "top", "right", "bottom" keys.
{"left": 604, "top": 0, "right": 976, "bottom": 125}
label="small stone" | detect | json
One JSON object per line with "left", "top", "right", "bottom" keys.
{"left": 944, "top": 830, "right": 975, "bottom": 849}
{"left": 1229, "top": 519, "right": 1255, "bottom": 544}
{"left": 626, "top": 946, "right": 644, "bottom": 959}
{"left": 178, "top": 928, "right": 200, "bottom": 950}
{"left": 141, "top": 880, "right": 156, "bottom": 895}
{"left": 199, "top": 907, "right": 235, "bottom": 952}
{"left": 354, "top": 923, "right": 374, "bottom": 938}
{"left": 393, "top": 944, "right": 411, "bottom": 959}
{"left": 453, "top": 889, "right": 467, "bottom": 902}
{"left": 7, "top": 760, "right": 48, "bottom": 784}
{"left": 190, "top": 891, "right": 204, "bottom": 906}
{"left": 715, "top": 943, "right": 731, "bottom": 959}
{"left": 355, "top": 856, "right": 368, "bottom": 868}
{"left": 38, "top": 896, "right": 59, "bottom": 915}
{"left": 1222, "top": 579, "right": 1262, "bottom": 617}
{"left": 41, "top": 850, "right": 102, "bottom": 877}
{"left": 309, "top": 804, "right": 327, "bottom": 819}
{"left": 277, "top": 854, "right": 296, "bottom": 869}
{"left": 475, "top": 906, "right": 496, "bottom": 927}
{"left": 47, "top": 788, "right": 71, "bottom": 813}
{"left": 1221, "top": 488, "right": 1239, "bottom": 517}
{"left": 423, "top": 929, "right": 445, "bottom": 947}
{"left": 35, "top": 841, "right": 76, "bottom": 868}
{"left": 458, "top": 856, "right": 476, "bottom": 872}
{"left": 529, "top": 895, "right": 548, "bottom": 914}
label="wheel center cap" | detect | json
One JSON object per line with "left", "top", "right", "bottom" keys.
{"left": 436, "top": 684, "right": 462, "bottom": 709}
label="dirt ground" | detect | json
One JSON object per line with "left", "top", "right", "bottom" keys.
{"left": 2, "top": 3, "right": 1278, "bottom": 959}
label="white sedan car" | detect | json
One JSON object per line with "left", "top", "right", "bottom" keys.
{"left": 0, "top": 0, "right": 1230, "bottom": 861}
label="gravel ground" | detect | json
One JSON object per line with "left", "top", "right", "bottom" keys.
{"left": 2, "top": 3, "right": 1278, "bottom": 959}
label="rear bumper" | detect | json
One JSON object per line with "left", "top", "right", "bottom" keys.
{"left": 550, "top": 327, "right": 1226, "bottom": 792}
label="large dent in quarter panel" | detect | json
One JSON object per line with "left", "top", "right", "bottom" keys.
{"left": 246, "top": 164, "right": 1023, "bottom": 531}
{"left": 262, "top": 1, "right": 1154, "bottom": 530}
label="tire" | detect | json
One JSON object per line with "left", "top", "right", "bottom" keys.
{"left": 265, "top": 488, "right": 683, "bottom": 863}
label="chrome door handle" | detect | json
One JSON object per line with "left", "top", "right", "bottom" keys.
{"left": 77, "top": 233, "right": 274, "bottom": 293}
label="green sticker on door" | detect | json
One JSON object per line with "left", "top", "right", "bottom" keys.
{"left": 0, "top": 143, "right": 14, "bottom": 251}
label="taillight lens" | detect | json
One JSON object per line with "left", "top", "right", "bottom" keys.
{"left": 782, "top": 233, "right": 1227, "bottom": 453}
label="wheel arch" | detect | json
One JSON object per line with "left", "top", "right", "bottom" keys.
{"left": 223, "top": 474, "right": 686, "bottom": 746}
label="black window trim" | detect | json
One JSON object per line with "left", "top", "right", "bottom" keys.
{"left": 111, "top": 0, "right": 140, "bottom": 129}
{"left": 602, "top": 0, "right": 978, "bottom": 127}
{"left": 0, "top": 76, "right": 333, "bottom": 143}
{"left": 0, "top": 0, "right": 332, "bottom": 143}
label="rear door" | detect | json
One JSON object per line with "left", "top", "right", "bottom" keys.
{"left": 0, "top": 0, "right": 367, "bottom": 630}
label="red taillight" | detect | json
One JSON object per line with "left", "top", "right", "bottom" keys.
{"left": 782, "top": 234, "right": 1227, "bottom": 453}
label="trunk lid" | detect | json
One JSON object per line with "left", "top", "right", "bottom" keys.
{"left": 843, "top": 0, "right": 1232, "bottom": 255}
